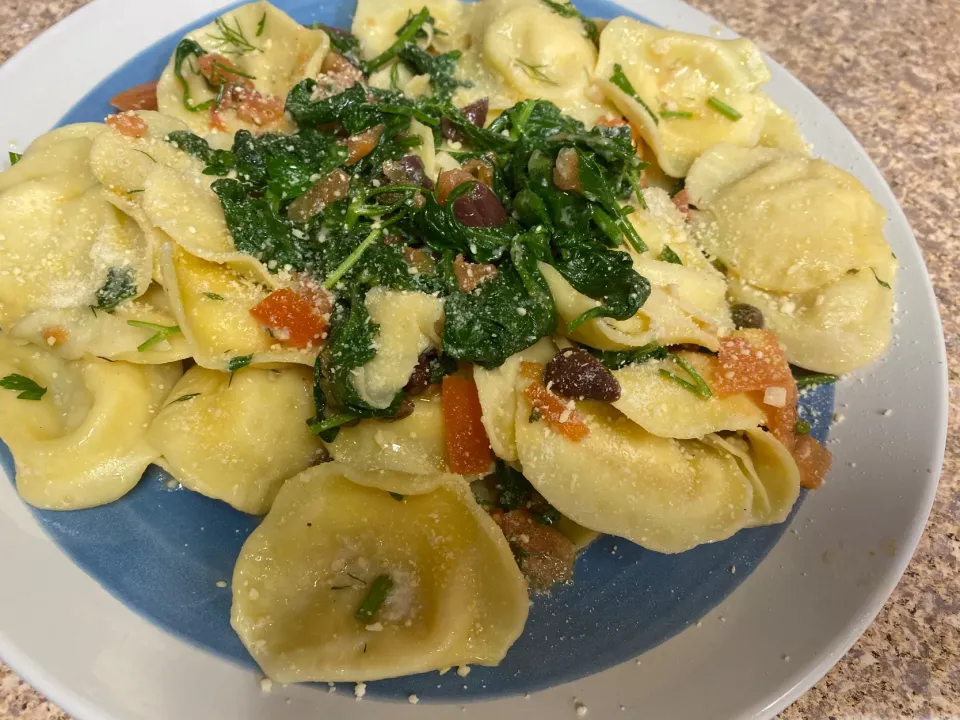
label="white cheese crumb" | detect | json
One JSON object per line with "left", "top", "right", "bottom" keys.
{"left": 575, "top": 699, "right": 588, "bottom": 716}
{"left": 260, "top": 678, "right": 273, "bottom": 693}
{"left": 365, "top": 622, "right": 384, "bottom": 632}
{"left": 354, "top": 682, "right": 366, "bottom": 699}
{"left": 882, "top": 409, "right": 893, "bottom": 417}
{"left": 457, "top": 665, "right": 471, "bottom": 677}
{"left": 763, "top": 386, "right": 787, "bottom": 408}
{"left": 216, "top": 580, "right": 227, "bottom": 588}
{"left": 833, "top": 412, "right": 846, "bottom": 425}
{"left": 408, "top": 694, "right": 420, "bottom": 704}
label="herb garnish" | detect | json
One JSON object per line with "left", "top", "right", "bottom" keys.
{"left": 204, "top": 292, "right": 225, "bottom": 301}
{"left": 514, "top": 59, "right": 558, "bottom": 86}
{"left": 256, "top": 11, "right": 267, "bottom": 37}
{"left": 659, "top": 355, "right": 713, "bottom": 399}
{"left": 609, "top": 64, "right": 659, "bottom": 126}
{"left": 8, "top": 151, "right": 21, "bottom": 165}
{"left": 96, "top": 268, "right": 137, "bottom": 311}
{"left": 659, "top": 246, "right": 683, "bottom": 265}
{"left": 172, "top": 393, "right": 202, "bottom": 403}
{"left": 659, "top": 110, "right": 695, "bottom": 119}
{"left": 0, "top": 374, "right": 47, "bottom": 401}
{"left": 364, "top": 7, "right": 431, "bottom": 73}
{"left": 354, "top": 574, "right": 393, "bottom": 623}
{"left": 540, "top": 0, "right": 599, "bottom": 43}
{"left": 707, "top": 96, "right": 742, "bottom": 121}
{"left": 228, "top": 355, "right": 254, "bottom": 373}
{"left": 208, "top": 15, "right": 260, "bottom": 54}
{"left": 871, "top": 268, "right": 892, "bottom": 289}
{"left": 127, "top": 320, "right": 182, "bottom": 352}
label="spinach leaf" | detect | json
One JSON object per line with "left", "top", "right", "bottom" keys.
{"left": 96, "top": 267, "right": 137, "bottom": 310}
{"left": 286, "top": 82, "right": 368, "bottom": 127}
{"left": 576, "top": 149, "right": 647, "bottom": 253}
{"left": 165, "top": 131, "right": 236, "bottom": 175}
{"left": 442, "top": 232, "right": 556, "bottom": 367}
{"left": 587, "top": 342, "right": 668, "bottom": 370}
{"left": 365, "top": 7, "right": 432, "bottom": 73}
{"left": 397, "top": 44, "right": 469, "bottom": 102}
{"left": 552, "top": 243, "right": 650, "bottom": 332}
{"left": 419, "top": 184, "right": 520, "bottom": 263}
{"left": 172, "top": 39, "right": 212, "bottom": 112}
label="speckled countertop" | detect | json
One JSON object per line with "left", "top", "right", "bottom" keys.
{"left": 0, "top": 0, "right": 957, "bottom": 718}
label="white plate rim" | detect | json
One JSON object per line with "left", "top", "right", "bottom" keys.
{"left": 0, "top": 0, "right": 946, "bottom": 718}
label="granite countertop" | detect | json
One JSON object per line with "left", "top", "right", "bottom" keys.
{"left": 0, "top": 0, "right": 957, "bottom": 717}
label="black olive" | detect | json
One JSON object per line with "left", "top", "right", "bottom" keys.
{"left": 380, "top": 398, "right": 415, "bottom": 422}
{"left": 731, "top": 303, "right": 765, "bottom": 329}
{"left": 453, "top": 182, "right": 508, "bottom": 228}
{"left": 404, "top": 351, "right": 437, "bottom": 397}
{"left": 440, "top": 98, "right": 490, "bottom": 142}
{"left": 544, "top": 348, "right": 621, "bottom": 402}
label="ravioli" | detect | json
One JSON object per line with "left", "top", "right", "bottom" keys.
{"left": 9, "top": 284, "right": 192, "bottom": 364}
{"left": 612, "top": 351, "right": 765, "bottom": 439}
{"left": 231, "top": 463, "right": 528, "bottom": 682}
{"left": 158, "top": 243, "right": 317, "bottom": 370}
{"left": 515, "top": 387, "right": 753, "bottom": 553}
{"left": 0, "top": 125, "right": 152, "bottom": 328}
{"left": 350, "top": 287, "right": 444, "bottom": 410}
{"left": 595, "top": 18, "right": 789, "bottom": 177}
{"left": 157, "top": 2, "right": 329, "bottom": 136}
{"left": 147, "top": 365, "right": 326, "bottom": 514}
{"left": 0, "top": 335, "right": 180, "bottom": 510}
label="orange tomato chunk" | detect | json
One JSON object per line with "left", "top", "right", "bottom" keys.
{"left": 793, "top": 434, "right": 833, "bottom": 489}
{"left": 519, "top": 362, "right": 590, "bottom": 442}
{"left": 105, "top": 112, "right": 148, "bottom": 138}
{"left": 110, "top": 81, "right": 159, "bottom": 112}
{"left": 441, "top": 376, "right": 493, "bottom": 474}
{"left": 249, "top": 288, "right": 330, "bottom": 349}
{"left": 712, "top": 330, "right": 793, "bottom": 396}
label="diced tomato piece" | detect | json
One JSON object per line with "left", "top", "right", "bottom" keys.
{"left": 760, "top": 382, "right": 798, "bottom": 452}
{"left": 344, "top": 124, "right": 385, "bottom": 166}
{"left": 492, "top": 509, "right": 575, "bottom": 590}
{"left": 453, "top": 254, "right": 498, "bottom": 292}
{"left": 672, "top": 188, "right": 691, "bottom": 221}
{"left": 110, "top": 81, "right": 159, "bottom": 112}
{"left": 441, "top": 376, "right": 493, "bottom": 475}
{"left": 519, "top": 362, "right": 590, "bottom": 442}
{"left": 198, "top": 54, "right": 253, "bottom": 89}
{"left": 249, "top": 288, "right": 331, "bottom": 349}
{"left": 712, "top": 330, "right": 793, "bottom": 397}
{"left": 231, "top": 88, "right": 285, "bottom": 126}
{"left": 793, "top": 434, "right": 833, "bottom": 489}
{"left": 105, "top": 112, "right": 148, "bottom": 138}
{"left": 41, "top": 326, "right": 69, "bottom": 347}
{"left": 436, "top": 168, "right": 475, "bottom": 204}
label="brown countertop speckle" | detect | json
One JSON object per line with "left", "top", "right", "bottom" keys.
{"left": 0, "top": 0, "right": 957, "bottom": 718}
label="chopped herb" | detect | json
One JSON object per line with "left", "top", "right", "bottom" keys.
{"left": 529, "top": 407, "right": 542, "bottom": 423}
{"left": 227, "top": 355, "right": 254, "bottom": 373}
{"left": 396, "top": 44, "right": 469, "bottom": 102}
{"left": 347, "top": 572, "right": 367, "bottom": 585}
{"left": 204, "top": 292, "right": 225, "bottom": 300}
{"left": 514, "top": 59, "right": 558, "bottom": 86}
{"left": 211, "top": 61, "right": 256, "bottom": 80}
{"left": 126, "top": 188, "right": 144, "bottom": 194}
{"left": 627, "top": 168, "right": 648, "bottom": 211}
{"left": 136, "top": 149, "right": 156, "bottom": 162}
{"left": 659, "top": 110, "right": 694, "bottom": 119}
{"left": 495, "top": 461, "right": 532, "bottom": 511}
{"left": 589, "top": 343, "right": 668, "bottom": 370}
{"left": 659, "top": 354, "right": 713, "bottom": 399}
{"left": 96, "top": 267, "right": 137, "bottom": 311}
{"left": 795, "top": 420, "right": 811, "bottom": 435}
{"left": 354, "top": 574, "right": 393, "bottom": 622}
{"left": 8, "top": 151, "right": 21, "bottom": 165}
{"left": 208, "top": 15, "right": 260, "bottom": 54}
{"left": 535, "top": 507, "right": 561, "bottom": 526}
{"left": 871, "top": 268, "right": 892, "bottom": 289}
{"left": 659, "top": 246, "right": 683, "bottom": 265}
{"left": 609, "top": 64, "right": 658, "bottom": 126}
{"left": 172, "top": 393, "right": 201, "bottom": 403}
{"left": 707, "top": 96, "right": 742, "bottom": 121}
{"left": 256, "top": 11, "right": 267, "bottom": 37}
{"left": 389, "top": 61, "right": 401, "bottom": 90}
{"left": 539, "top": 0, "right": 599, "bottom": 43}
{"left": 793, "top": 371, "right": 839, "bottom": 388}
{"left": 172, "top": 39, "right": 212, "bottom": 112}
{"left": 389, "top": 492, "right": 404, "bottom": 502}
{"left": 364, "top": 7, "right": 431, "bottom": 74}
{"left": 127, "top": 320, "right": 182, "bottom": 352}
{"left": 0, "top": 374, "right": 47, "bottom": 401}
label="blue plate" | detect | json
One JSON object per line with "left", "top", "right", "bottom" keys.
{"left": 4, "top": 0, "right": 836, "bottom": 700}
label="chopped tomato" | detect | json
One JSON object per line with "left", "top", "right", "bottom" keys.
{"left": 492, "top": 509, "right": 575, "bottom": 590}
{"left": 436, "top": 168, "right": 475, "bottom": 204}
{"left": 41, "top": 326, "right": 69, "bottom": 347}
{"left": 249, "top": 288, "right": 331, "bottom": 349}
{"left": 105, "top": 112, "right": 148, "bottom": 138}
{"left": 793, "top": 434, "right": 833, "bottom": 489}
{"left": 198, "top": 54, "right": 253, "bottom": 89}
{"left": 441, "top": 376, "right": 493, "bottom": 475}
{"left": 453, "top": 254, "right": 498, "bottom": 292}
{"left": 712, "top": 330, "right": 793, "bottom": 396}
{"left": 760, "top": 382, "right": 798, "bottom": 452}
{"left": 672, "top": 188, "right": 691, "bottom": 221}
{"left": 519, "top": 362, "right": 590, "bottom": 442}
{"left": 110, "top": 81, "right": 159, "bottom": 112}
{"left": 230, "top": 88, "right": 285, "bottom": 126}
{"left": 344, "top": 124, "right": 385, "bottom": 166}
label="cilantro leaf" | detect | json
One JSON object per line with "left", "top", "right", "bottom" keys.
{"left": 0, "top": 374, "right": 47, "bottom": 401}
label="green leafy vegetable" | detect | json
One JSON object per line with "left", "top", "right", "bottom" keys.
{"left": 588, "top": 343, "right": 668, "bottom": 370}
{"left": 659, "top": 355, "right": 713, "bottom": 399}
{"left": 207, "top": 15, "right": 260, "bottom": 54}
{"left": 495, "top": 461, "right": 531, "bottom": 511}
{"left": 256, "top": 11, "right": 267, "bottom": 37}
{"left": 514, "top": 59, "right": 558, "bottom": 86}
{"left": 364, "top": 7, "right": 431, "bottom": 73}
{"left": 659, "top": 110, "right": 694, "bottom": 119}
{"left": 397, "top": 44, "right": 469, "bottom": 101}
{"left": 172, "top": 393, "right": 201, "bottom": 403}
{"left": 389, "top": 492, "right": 404, "bottom": 502}
{"left": 205, "top": 292, "right": 225, "bottom": 301}
{"left": 172, "top": 39, "right": 213, "bottom": 112}
{"left": 354, "top": 574, "right": 393, "bottom": 622}
{"left": 96, "top": 268, "right": 137, "bottom": 311}
{"left": 0, "top": 374, "right": 47, "bottom": 401}
{"left": 707, "top": 96, "right": 742, "bottom": 121}
{"left": 609, "top": 64, "right": 658, "bottom": 126}
{"left": 227, "top": 355, "right": 254, "bottom": 373}
{"left": 871, "top": 268, "right": 892, "bottom": 289}
{"left": 659, "top": 246, "right": 683, "bottom": 265}
{"left": 575, "top": 150, "right": 647, "bottom": 253}
{"left": 8, "top": 151, "right": 21, "bottom": 165}
{"left": 539, "top": 0, "right": 599, "bottom": 43}
{"left": 127, "top": 320, "right": 182, "bottom": 352}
